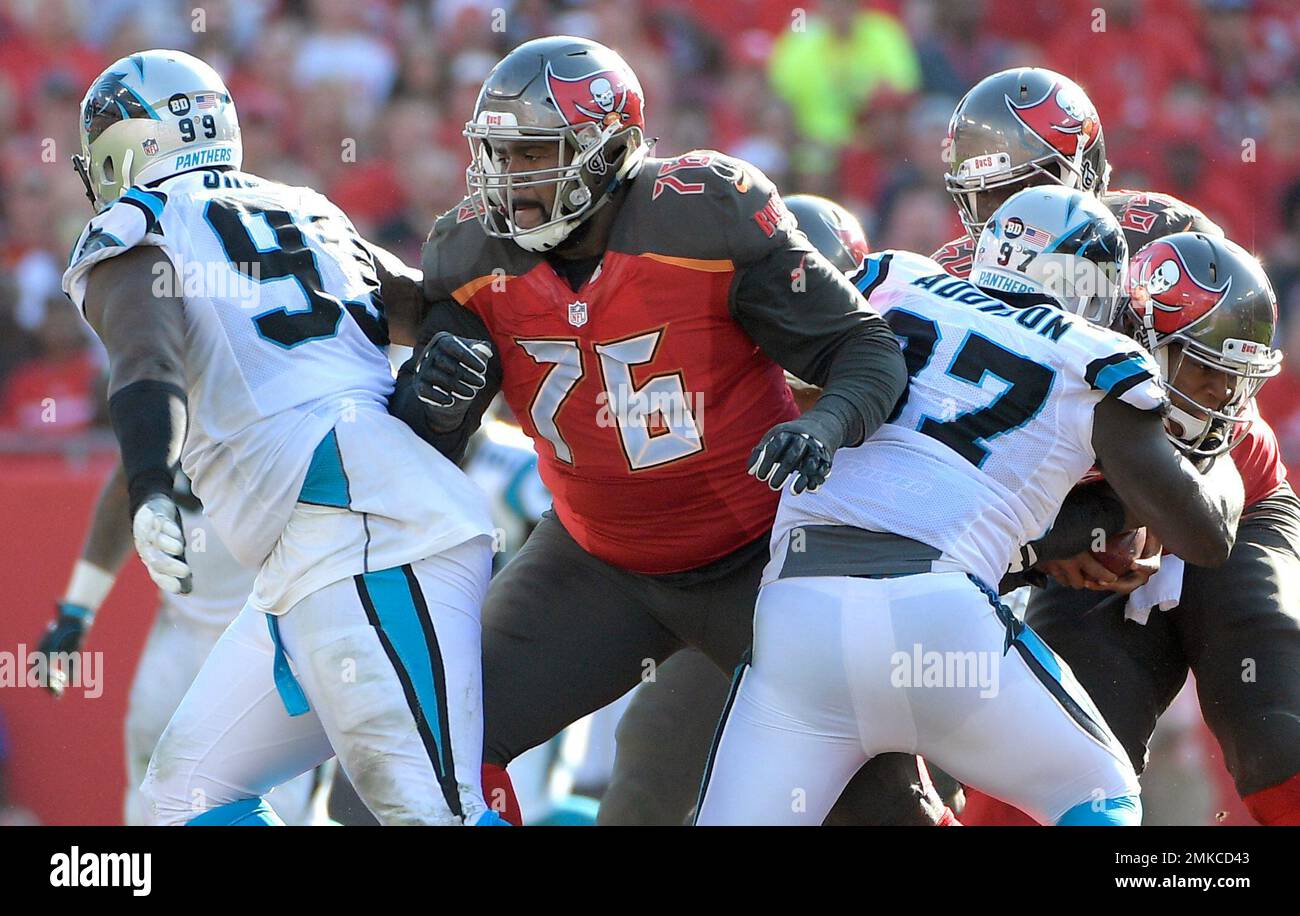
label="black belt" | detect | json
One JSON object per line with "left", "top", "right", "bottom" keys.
{"left": 778, "top": 525, "right": 942, "bottom": 580}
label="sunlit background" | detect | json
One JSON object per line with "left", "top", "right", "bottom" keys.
{"left": 1, "top": 0, "right": 1296, "bottom": 825}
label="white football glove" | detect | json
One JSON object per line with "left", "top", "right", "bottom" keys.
{"left": 132, "top": 495, "right": 193, "bottom": 594}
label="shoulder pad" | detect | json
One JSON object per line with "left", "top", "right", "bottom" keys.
{"left": 62, "top": 187, "right": 169, "bottom": 312}
{"left": 421, "top": 198, "right": 538, "bottom": 305}
{"left": 931, "top": 235, "right": 975, "bottom": 278}
{"left": 850, "top": 249, "right": 947, "bottom": 303}
{"left": 621, "top": 150, "right": 792, "bottom": 265}
{"left": 1083, "top": 336, "right": 1167, "bottom": 413}
{"left": 1104, "top": 189, "right": 1224, "bottom": 254}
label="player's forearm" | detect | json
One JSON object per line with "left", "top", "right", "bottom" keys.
{"left": 1094, "top": 398, "right": 1242, "bottom": 567}
{"left": 364, "top": 241, "right": 426, "bottom": 347}
{"left": 807, "top": 323, "right": 907, "bottom": 447}
{"left": 1030, "top": 481, "right": 1128, "bottom": 563}
{"left": 85, "top": 249, "right": 189, "bottom": 515}
{"left": 733, "top": 247, "right": 907, "bottom": 446}
{"left": 81, "top": 463, "right": 134, "bottom": 573}
{"left": 58, "top": 463, "right": 132, "bottom": 618}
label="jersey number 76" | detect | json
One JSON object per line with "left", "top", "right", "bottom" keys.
{"left": 516, "top": 330, "right": 704, "bottom": 472}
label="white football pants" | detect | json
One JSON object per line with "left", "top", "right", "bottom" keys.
{"left": 142, "top": 536, "right": 493, "bottom": 826}
{"left": 125, "top": 605, "right": 332, "bottom": 825}
{"left": 696, "top": 572, "right": 1139, "bottom": 825}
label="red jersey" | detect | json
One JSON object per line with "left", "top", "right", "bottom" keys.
{"left": 1234, "top": 411, "right": 1288, "bottom": 509}
{"left": 423, "top": 152, "right": 806, "bottom": 573}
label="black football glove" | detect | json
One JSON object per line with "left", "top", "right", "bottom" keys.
{"left": 33, "top": 602, "right": 92, "bottom": 698}
{"left": 413, "top": 331, "right": 494, "bottom": 432}
{"left": 748, "top": 412, "right": 843, "bottom": 495}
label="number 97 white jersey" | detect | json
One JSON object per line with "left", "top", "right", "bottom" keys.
{"left": 62, "top": 169, "right": 492, "bottom": 574}
{"left": 766, "top": 249, "right": 1168, "bottom": 591}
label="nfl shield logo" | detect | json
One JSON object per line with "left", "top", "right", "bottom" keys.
{"left": 567, "top": 300, "right": 588, "bottom": 328}
{"left": 142, "top": 138, "right": 159, "bottom": 155}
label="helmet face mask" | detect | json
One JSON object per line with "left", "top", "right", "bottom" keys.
{"left": 463, "top": 36, "right": 647, "bottom": 253}
{"left": 950, "top": 159, "right": 1073, "bottom": 239}
{"left": 466, "top": 116, "right": 636, "bottom": 251}
{"left": 1124, "top": 232, "right": 1283, "bottom": 458}
{"left": 946, "top": 68, "right": 1108, "bottom": 240}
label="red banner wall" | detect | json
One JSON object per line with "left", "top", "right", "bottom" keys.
{"left": 0, "top": 453, "right": 158, "bottom": 825}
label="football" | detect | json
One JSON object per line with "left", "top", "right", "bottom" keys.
{"left": 1090, "top": 528, "right": 1147, "bottom": 576}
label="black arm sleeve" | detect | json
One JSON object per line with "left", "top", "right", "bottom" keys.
{"left": 389, "top": 299, "right": 502, "bottom": 464}
{"left": 996, "top": 481, "right": 1129, "bottom": 593}
{"left": 107, "top": 379, "right": 188, "bottom": 518}
{"left": 1031, "top": 480, "right": 1129, "bottom": 561}
{"left": 731, "top": 244, "right": 907, "bottom": 447}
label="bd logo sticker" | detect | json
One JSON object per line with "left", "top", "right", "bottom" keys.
{"left": 1004, "top": 217, "right": 1025, "bottom": 239}
{"left": 168, "top": 94, "right": 191, "bottom": 116}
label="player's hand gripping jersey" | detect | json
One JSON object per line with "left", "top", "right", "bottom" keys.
{"left": 422, "top": 151, "right": 826, "bottom": 573}
{"left": 767, "top": 249, "right": 1167, "bottom": 591}
{"left": 63, "top": 170, "right": 492, "bottom": 600}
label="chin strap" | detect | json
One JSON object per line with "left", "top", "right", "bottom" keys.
{"left": 72, "top": 154, "right": 98, "bottom": 207}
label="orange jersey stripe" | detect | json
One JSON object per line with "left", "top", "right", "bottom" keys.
{"left": 640, "top": 252, "right": 734, "bottom": 273}
{"left": 451, "top": 274, "right": 512, "bottom": 304}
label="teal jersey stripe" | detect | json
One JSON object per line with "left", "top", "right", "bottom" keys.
{"left": 1094, "top": 357, "right": 1148, "bottom": 394}
{"left": 122, "top": 187, "right": 165, "bottom": 223}
{"left": 299, "top": 429, "right": 350, "bottom": 507}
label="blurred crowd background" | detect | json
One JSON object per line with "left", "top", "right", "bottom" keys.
{"left": 1, "top": 0, "right": 1298, "bottom": 453}
{"left": 0, "top": 0, "right": 1294, "bottom": 827}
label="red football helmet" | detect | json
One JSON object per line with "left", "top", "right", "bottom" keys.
{"left": 945, "top": 68, "right": 1108, "bottom": 240}
{"left": 1124, "top": 232, "right": 1282, "bottom": 458}
{"left": 464, "top": 36, "right": 648, "bottom": 252}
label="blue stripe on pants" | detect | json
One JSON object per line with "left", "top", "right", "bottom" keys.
{"left": 355, "top": 565, "right": 459, "bottom": 817}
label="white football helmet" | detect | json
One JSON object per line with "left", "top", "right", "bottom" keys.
{"left": 971, "top": 186, "right": 1128, "bottom": 327}
{"left": 73, "top": 50, "right": 241, "bottom": 210}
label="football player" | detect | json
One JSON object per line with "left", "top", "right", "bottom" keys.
{"left": 598, "top": 193, "right": 964, "bottom": 825}
{"left": 936, "top": 67, "right": 1300, "bottom": 826}
{"left": 31, "top": 465, "right": 334, "bottom": 825}
{"left": 64, "top": 50, "right": 500, "bottom": 825}
{"left": 695, "top": 187, "right": 1243, "bottom": 825}
{"left": 392, "top": 37, "right": 918, "bottom": 826}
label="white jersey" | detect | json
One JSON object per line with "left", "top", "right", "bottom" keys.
{"left": 159, "top": 499, "right": 254, "bottom": 628}
{"left": 64, "top": 170, "right": 493, "bottom": 609}
{"left": 767, "top": 249, "right": 1167, "bottom": 590}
